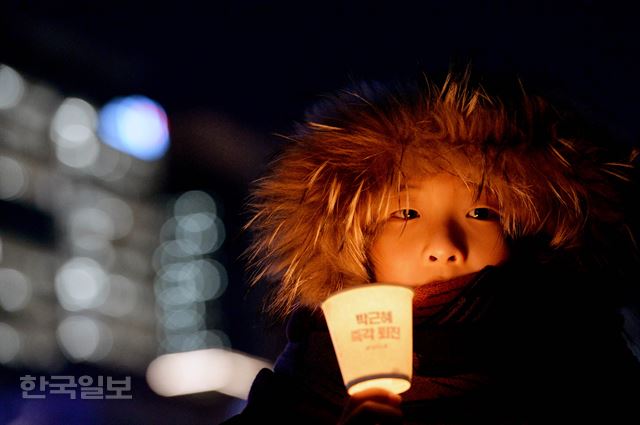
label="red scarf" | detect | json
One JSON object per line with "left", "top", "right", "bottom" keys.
{"left": 405, "top": 268, "right": 496, "bottom": 402}
{"left": 275, "top": 266, "right": 503, "bottom": 407}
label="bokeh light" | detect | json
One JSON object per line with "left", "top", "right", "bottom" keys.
{"left": 0, "top": 322, "right": 21, "bottom": 363}
{"left": 56, "top": 315, "right": 113, "bottom": 361}
{"left": 0, "top": 64, "right": 26, "bottom": 109}
{"left": 152, "top": 241, "right": 193, "bottom": 271}
{"left": 176, "top": 212, "right": 225, "bottom": 255}
{"left": 0, "top": 65, "right": 164, "bottom": 390}
{"left": 50, "top": 97, "right": 100, "bottom": 169}
{"left": 162, "top": 307, "right": 204, "bottom": 332}
{"left": 0, "top": 155, "right": 29, "bottom": 200}
{"left": 54, "top": 257, "right": 109, "bottom": 311}
{"left": 154, "top": 189, "right": 229, "bottom": 356}
{"left": 174, "top": 190, "right": 217, "bottom": 217}
{"left": 146, "top": 348, "right": 272, "bottom": 399}
{"left": 98, "top": 95, "right": 170, "bottom": 161}
{"left": 155, "top": 259, "right": 227, "bottom": 306}
{"left": 70, "top": 235, "right": 116, "bottom": 268}
{"left": 69, "top": 207, "right": 116, "bottom": 240}
{"left": 0, "top": 268, "right": 32, "bottom": 312}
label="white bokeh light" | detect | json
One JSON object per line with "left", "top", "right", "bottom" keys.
{"left": 163, "top": 331, "right": 207, "bottom": 352}
{"left": 198, "top": 259, "right": 227, "bottom": 301}
{"left": 71, "top": 235, "right": 116, "bottom": 268}
{"left": 57, "top": 315, "right": 113, "bottom": 361}
{"left": 0, "top": 268, "right": 32, "bottom": 312}
{"left": 146, "top": 348, "right": 271, "bottom": 399}
{"left": 162, "top": 307, "right": 204, "bottom": 332}
{"left": 174, "top": 191, "right": 217, "bottom": 217}
{"left": 54, "top": 257, "right": 109, "bottom": 311}
{"left": 155, "top": 189, "right": 230, "bottom": 357}
{"left": 55, "top": 138, "right": 100, "bottom": 169}
{"left": 50, "top": 98, "right": 98, "bottom": 146}
{"left": 0, "top": 322, "right": 21, "bottom": 363}
{"left": 0, "top": 64, "right": 26, "bottom": 109}
{"left": 69, "top": 206, "right": 116, "bottom": 240}
{"left": 176, "top": 212, "right": 225, "bottom": 255}
{"left": 152, "top": 241, "right": 194, "bottom": 272}
{"left": 155, "top": 260, "right": 226, "bottom": 305}
{"left": 50, "top": 97, "right": 100, "bottom": 168}
{"left": 0, "top": 156, "right": 29, "bottom": 200}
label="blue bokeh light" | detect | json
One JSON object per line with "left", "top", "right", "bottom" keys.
{"left": 98, "top": 96, "right": 170, "bottom": 161}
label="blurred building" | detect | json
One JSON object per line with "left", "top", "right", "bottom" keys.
{"left": 0, "top": 63, "right": 271, "bottom": 424}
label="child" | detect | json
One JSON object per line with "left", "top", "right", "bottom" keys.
{"left": 224, "top": 73, "right": 640, "bottom": 424}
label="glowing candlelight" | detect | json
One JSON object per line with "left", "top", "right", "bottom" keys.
{"left": 321, "top": 284, "right": 414, "bottom": 395}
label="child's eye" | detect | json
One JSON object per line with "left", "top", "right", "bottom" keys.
{"left": 390, "top": 209, "right": 421, "bottom": 220}
{"left": 466, "top": 208, "right": 500, "bottom": 221}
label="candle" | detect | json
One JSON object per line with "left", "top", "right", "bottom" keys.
{"left": 321, "top": 284, "right": 414, "bottom": 395}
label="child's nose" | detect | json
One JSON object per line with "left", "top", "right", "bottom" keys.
{"left": 426, "top": 246, "right": 461, "bottom": 263}
{"left": 428, "top": 253, "right": 457, "bottom": 263}
{"left": 424, "top": 223, "right": 466, "bottom": 264}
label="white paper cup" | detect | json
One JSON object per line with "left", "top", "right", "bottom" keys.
{"left": 321, "top": 284, "right": 414, "bottom": 395}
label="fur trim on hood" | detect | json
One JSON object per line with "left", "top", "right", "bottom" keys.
{"left": 245, "top": 74, "right": 638, "bottom": 318}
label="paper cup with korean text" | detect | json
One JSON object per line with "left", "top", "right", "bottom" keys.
{"left": 321, "top": 284, "right": 414, "bottom": 395}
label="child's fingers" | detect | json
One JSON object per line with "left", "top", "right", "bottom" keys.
{"left": 349, "top": 388, "right": 402, "bottom": 406}
{"left": 339, "top": 388, "right": 403, "bottom": 425}
{"left": 345, "top": 400, "right": 403, "bottom": 424}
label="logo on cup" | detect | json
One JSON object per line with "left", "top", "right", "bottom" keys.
{"left": 321, "top": 284, "right": 414, "bottom": 395}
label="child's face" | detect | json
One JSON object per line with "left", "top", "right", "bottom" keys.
{"left": 370, "top": 173, "right": 509, "bottom": 287}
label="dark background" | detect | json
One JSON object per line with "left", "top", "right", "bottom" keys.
{"left": 3, "top": 1, "right": 639, "bottom": 190}
{"left": 1, "top": 1, "right": 639, "bottom": 424}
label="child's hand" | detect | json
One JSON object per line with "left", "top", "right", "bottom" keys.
{"left": 338, "top": 388, "right": 403, "bottom": 425}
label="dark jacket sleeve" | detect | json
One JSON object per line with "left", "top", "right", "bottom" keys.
{"left": 220, "top": 309, "right": 345, "bottom": 425}
{"left": 223, "top": 263, "right": 640, "bottom": 424}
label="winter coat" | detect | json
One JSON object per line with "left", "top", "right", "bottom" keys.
{"left": 223, "top": 259, "right": 640, "bottom": 424}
